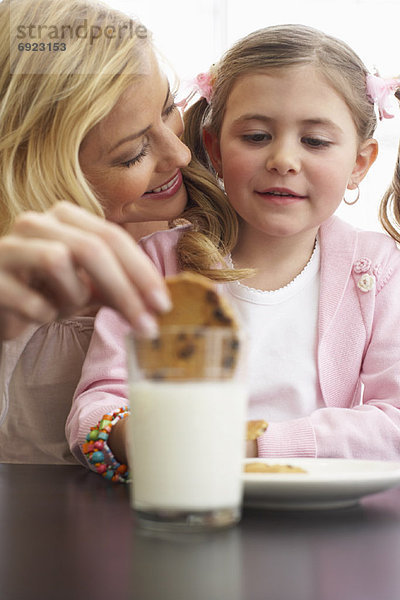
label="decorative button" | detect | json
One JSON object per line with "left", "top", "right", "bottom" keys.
{"left": 353, "top": 258, "right": 372, "bottom": 274}
{"left": 357, "top": 273, "right": 375, "bottom": 293}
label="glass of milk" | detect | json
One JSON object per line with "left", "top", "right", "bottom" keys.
{"left": 126, "top": 326, "right": 247, "bottom": 532}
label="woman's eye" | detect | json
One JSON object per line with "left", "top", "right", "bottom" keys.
{"left": 121, "top": 143, "right": 150, "bottom": 168}
{"left": 302, "top": 137, "right": 331, "bottom": 148}
{"left": 163, "top": 99, "right": 178, "bottom": 118}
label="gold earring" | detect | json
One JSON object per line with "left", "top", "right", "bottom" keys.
{"left": 343, "top": 185, "right": 360, "bottom": 206}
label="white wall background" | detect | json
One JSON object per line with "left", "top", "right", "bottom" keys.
{"left": 109, "top": 0, "right": 400, "bottom": 233}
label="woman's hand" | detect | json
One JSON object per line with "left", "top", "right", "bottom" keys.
{"left": 0, "top": 202, "right": 171, "bottom": 340}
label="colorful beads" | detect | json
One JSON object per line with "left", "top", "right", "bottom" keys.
{"left": 82, "top": 407, "right": 130, "bottom": 484}
{"left": 91, "top": 451, "right": 105, "bottom": 463}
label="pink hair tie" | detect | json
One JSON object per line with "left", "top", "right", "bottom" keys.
{"left": 177, "top": 66, "right": 217, "bottom": 111}
{"left": 366, "top": 73, "right": 400, "bottom": 120}
{"left": 193, "top": 71, "right": 214, "bottom": 103}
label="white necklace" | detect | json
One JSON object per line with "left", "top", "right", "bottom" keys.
{"left": 227, "top": 236, "right": 319, "bottom": 294}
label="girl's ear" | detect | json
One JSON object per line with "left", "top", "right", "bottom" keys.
{"left": 203, "top": 129, "right": 223, "bottom": 177}
{"left": 348, "top": 138, "right": 378, "bottom": 188}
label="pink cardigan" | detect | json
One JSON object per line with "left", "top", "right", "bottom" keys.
{"left": 66, "top": 216, "right": 400, "bottom": 463}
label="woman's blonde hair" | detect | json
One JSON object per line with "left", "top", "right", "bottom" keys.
{"left": 180, "top": 24, "right": 380, "bottom": 281}
{"left": 0, "top": 0, "right": 151, "bottom": 235}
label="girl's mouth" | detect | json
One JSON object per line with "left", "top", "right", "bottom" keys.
{"left": 257, "top": 187, "right": 306, "bottom": 204}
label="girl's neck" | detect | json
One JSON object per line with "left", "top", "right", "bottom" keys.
{"left": 231, "top": 226, "right": 319, "bottom": 292}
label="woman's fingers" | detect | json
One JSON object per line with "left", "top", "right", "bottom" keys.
{"left": 0, "top": 269, "right": 57, "bottom": 339}
{"left": 51, "top": 202, "right": 172, "bottom": 312}
{"left": 0, "top": 235, "right": 91, "bottom": 309}
{"left": 0, "top": 235, "right": 92, "bottom": 338}
{"left": 11, "top": 204, "right": 172, "bottom": 335}
{"left": 0, "top": 252, "right": 59, "bottom": 340}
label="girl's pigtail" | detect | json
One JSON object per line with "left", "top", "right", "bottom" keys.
{"left": 175, "top": 98, "right": 254, "bottom": 282}
{"left": 182, "top": 98, "right": 213, "bottom": 172}
{"left": 177, "top": 163, "right": 254, "bottom": 282}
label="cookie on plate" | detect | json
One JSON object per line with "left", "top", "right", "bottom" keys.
{"left": 244, "top": 462, "right": 307, "bottom": 474}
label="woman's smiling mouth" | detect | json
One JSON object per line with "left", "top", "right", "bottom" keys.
{"left": 142, "top": 171, "right": 183, "bottom": 199}
{"left": 147, "top": 172, "right": 180, "bottom": 194}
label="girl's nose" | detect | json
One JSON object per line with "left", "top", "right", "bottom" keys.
{"left": 265, "top": 140, "right": 300, "bottom": 175}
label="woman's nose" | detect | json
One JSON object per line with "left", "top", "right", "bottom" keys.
{"left": 156, "top": 119, "right": 191, "bottom": 173}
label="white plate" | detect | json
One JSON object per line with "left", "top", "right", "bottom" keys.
{"left": 242, "top": 458, "right": 400, "bottom": 510}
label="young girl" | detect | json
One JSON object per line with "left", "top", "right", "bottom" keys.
{"left": 68, "top": 24, "right": 400, "bottom": 480}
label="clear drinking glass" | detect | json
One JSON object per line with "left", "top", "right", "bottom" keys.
{"left": 126, "top": 326, "right": 247, "bottom": 532}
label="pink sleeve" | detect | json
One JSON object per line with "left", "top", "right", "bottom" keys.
{"left": 138, "top": 227, "right": 182, "bottom": 276}
{"left": 65, "top": 307, "right": 131, "bottom": 466}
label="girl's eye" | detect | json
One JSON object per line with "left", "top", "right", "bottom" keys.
{"left": 121, "top": 143, "right": 150, "bottom": 168}
{"left": 302, "top": 137, "right": 331, "bottom": 148}
{"left": 242, "top": 133, "right": 271, "bottom": 143}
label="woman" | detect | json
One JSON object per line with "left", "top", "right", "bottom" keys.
{"left": 0, "top": 0, "right": 195, "bottom": 463}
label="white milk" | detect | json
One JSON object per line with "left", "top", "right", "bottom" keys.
{"left": 129, "top": 380, "right": 247, "bottom": 511}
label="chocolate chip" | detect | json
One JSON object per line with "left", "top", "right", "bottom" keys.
{"left": 230, "top": 337, "right": 240, "bottom": 350}
{"left": 206, "top": 290, "right": 219, "bottom": 304}
{"left": 222, "top": 355, "right": 235, "bottom": 369}
{"left": 151, "top": 337, "right": 162, "bottom": 349}
{"left": 150, "top": 370, "right": 166, "bottom": 380}
{"left": 213, "top": 308, "right": 233, "bottom": 325}
{"left": 177, "top": 344, "right": 196, "bottom": 359}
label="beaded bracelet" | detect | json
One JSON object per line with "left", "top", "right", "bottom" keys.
{"left": 82, "top": 407, "right": 130, "bottom": 483}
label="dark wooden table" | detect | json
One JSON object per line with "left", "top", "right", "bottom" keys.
{"left": 0, "top": 463, "right": 399, "bottom": 600}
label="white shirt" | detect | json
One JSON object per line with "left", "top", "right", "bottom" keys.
{"left": 224, "top": 240, "right": 324, "bottom": 421}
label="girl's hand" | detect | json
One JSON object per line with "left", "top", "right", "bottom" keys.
{"left": 0, "top": 202, "right": 171, "bottom": 340}
{"left": 246, "top": 439, "right": 258, "bottom": 458}
{"left": 108, "top": 414, "right": 130, "bottom": 467}
{"left": 245, "top": 419, "right": 268, "bottom": 457}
